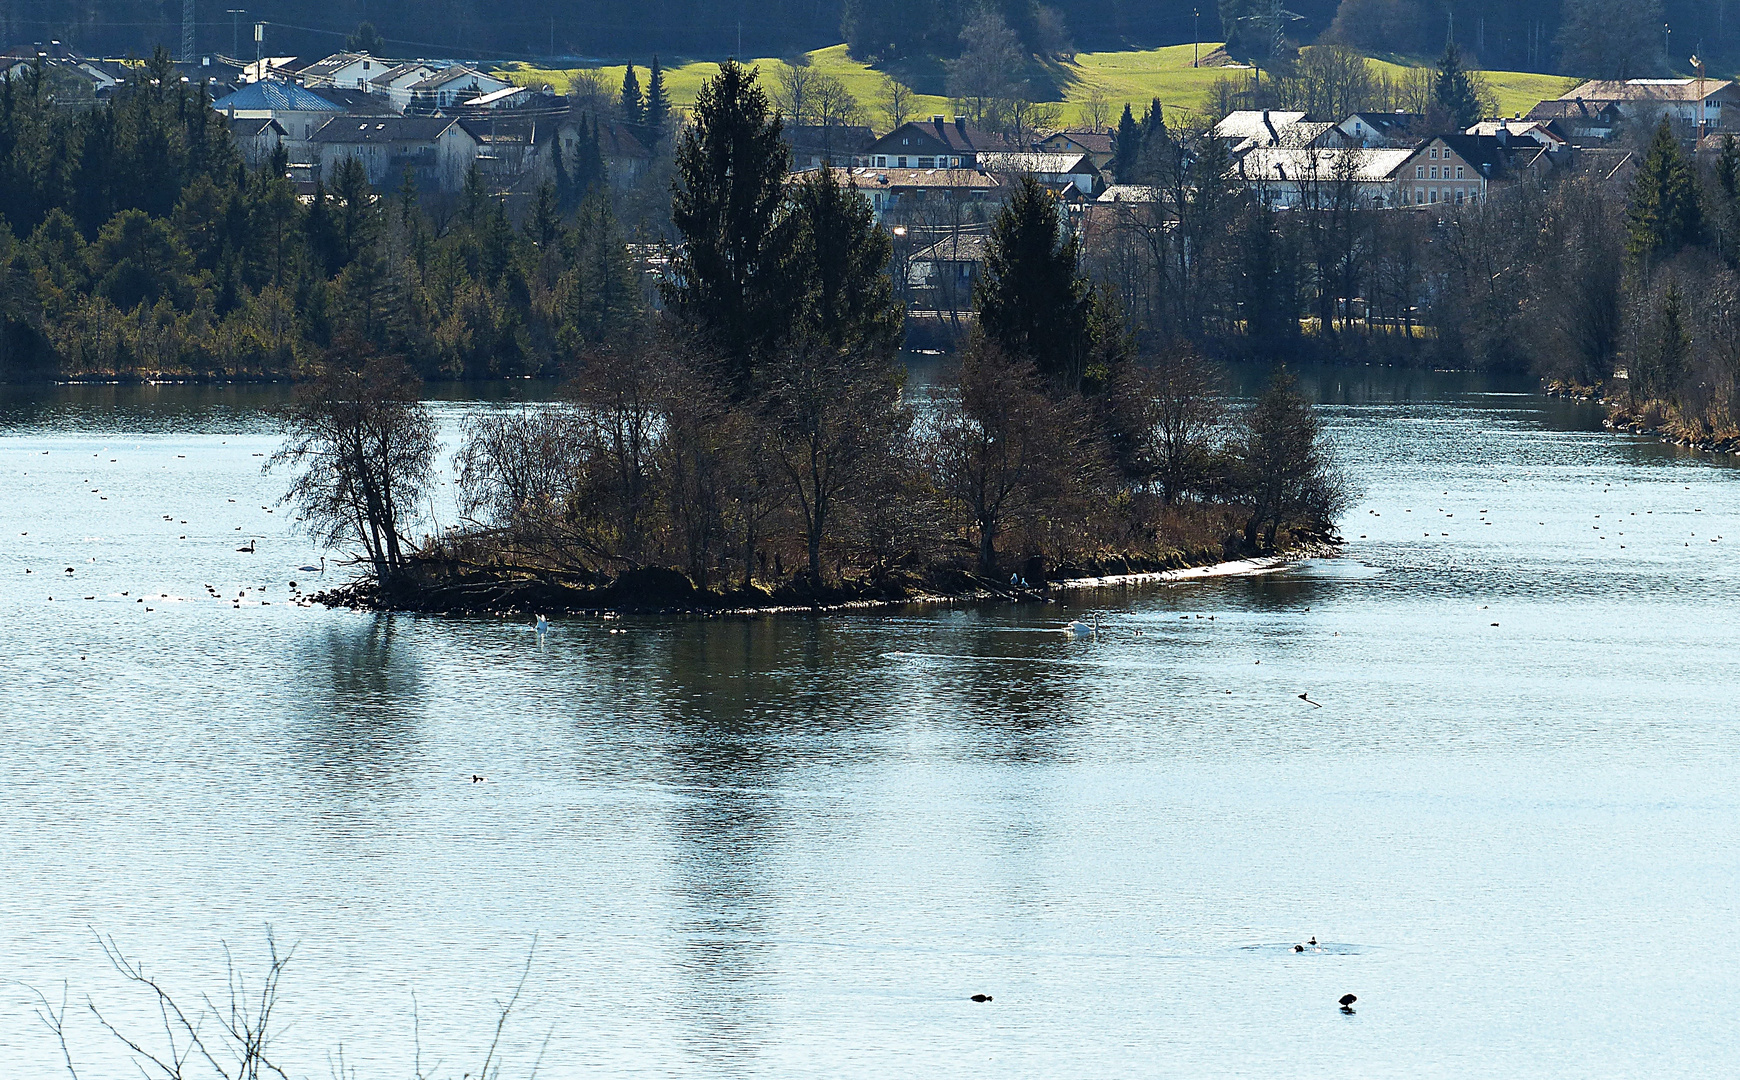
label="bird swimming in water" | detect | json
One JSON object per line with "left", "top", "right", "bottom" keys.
{"left": 1299, "top": 693, "right": 1321, "bottom": 708}
{"left": 1339, "top": 994, "right": 1357, "bottom": 1013}
{"left": 471, "top": 775, "right": 485, "bottom": 783}
{"left": 1308, "top": 937, "right": 1317, "bottom": 946}
{"left": 970, "top": 994, "right": 992, "bottom": 1003}
{"left": 1294, "top": 944, "right": 1304, "bottom": 952}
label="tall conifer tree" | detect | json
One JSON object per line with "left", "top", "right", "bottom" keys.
{"left": 620, "top": 65, "right": 645, "bottom": 125}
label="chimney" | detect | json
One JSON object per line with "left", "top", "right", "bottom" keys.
{"left": 1263, "top": 110, "right": 1278, "bottom": 144}
{"left": 931, "top": 114, "right": 945, "bottom": 126}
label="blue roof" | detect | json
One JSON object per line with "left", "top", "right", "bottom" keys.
{"left": 211, "top": 80, "right": 345, "bottom": 113}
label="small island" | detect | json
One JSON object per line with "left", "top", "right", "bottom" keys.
{"left": 273, "top": 64, "right": 1349, "bottom": 617}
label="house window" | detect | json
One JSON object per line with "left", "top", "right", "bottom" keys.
{"left": 875, "top": 156, "right": 887, "bottom": 167}
{"left": 918, "top": 156, "right": 935, "bottom": 168}
{"left": 1430, "top": 166, "right": 1438, "bottom": 179}
{"left": 1430, "top": 148, "right": 1439, "bottom": 158}
{"left": 1455, "top": 189, "right": 1464, "bottom": 204}
{"left": 1415, "top": 188, "right": 1424, "bottom": 203}
{"left": 1456, "top": 166, "right": 1464, "bottom": 179}
{"left": 1429, "top": 189, "right": 1438, "bottom": 203}
{"left": 1415, "top": 165, "right": 1423, "bottom": 178}
{"left": 897, "top": 156, "right": 908, "bottom": 167}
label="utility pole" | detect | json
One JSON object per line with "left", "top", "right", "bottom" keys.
{"left": 254, "top": 21, "right": 263, "bottom": 71}
{"left": 1193, "top": 8, "right": 1199, "bottom": 68}
{"left": 227, "top": 9, "right": 245, "bottom": 57}
{"left": 182, "top": 0, "right": 195, "bottom": 62}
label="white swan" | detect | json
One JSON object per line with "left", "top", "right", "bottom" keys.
{"left": 1065, "top": 614, "right": 1099, "bottom": 636}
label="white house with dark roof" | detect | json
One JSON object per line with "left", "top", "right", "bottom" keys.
{"left": 368, "top": 62, "right": 442, "bottom": 111}
{"left": 298, "top": 52, "right": 390, "bottom": 92}
{"left": 974, "top": 151, "right": 1102, "bottom": 194}
{"left": 310, "top": 115, "right": 480, "bottom": 190}
{"left": 860, "top": 116, "right": 1022, "bottom": 169}
{"left": 407, "top": 65, "right": 514, "bottom": 111}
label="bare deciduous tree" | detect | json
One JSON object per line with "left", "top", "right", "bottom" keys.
{"left": 270, "top": 350, "right": 438, "bottom": 587}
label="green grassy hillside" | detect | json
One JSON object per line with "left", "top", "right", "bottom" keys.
{"left": 499, "top": 44, "right": 1581, "bottom": 132}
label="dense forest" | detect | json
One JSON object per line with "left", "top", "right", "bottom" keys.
{"left": 3, "top": 0, "right": 1734, "bottom": 76}
{"left": 0, "top": 49, "right": 658, "bottom": 381}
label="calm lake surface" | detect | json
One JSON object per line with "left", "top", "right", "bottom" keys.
{"left": 2, "top": 367, "right": 1737, "bottom": 1078}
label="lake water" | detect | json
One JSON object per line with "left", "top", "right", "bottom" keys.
{"left": 2, "top": 368, "right": 1737, "bottom": 1078}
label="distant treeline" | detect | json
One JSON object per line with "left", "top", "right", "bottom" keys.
{"left": 5, "top": 0, "right": 1732, "bottom": 77}
{"left": 0, "top": 50, "right": 650, "bottom": 382}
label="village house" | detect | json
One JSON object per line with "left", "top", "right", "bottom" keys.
{"left": 557, "top": 116, "right": 652, "bottom": 190}
{"left": 1211, "top": 110, "right": 1334, "bottom": 156}
{"left": 368, "top": 62, "right": 443, "bottom": 111}
{"left": 406, "top": 65, "right": 514, "bottom": 112}
{"left": 1395, "top": 137, "right": 1490, "bottom": 206}
{"left": 1036, "top": 128, "right": 1116, "bottom": 171}
{"left": 211, "top": 80, "right": 347, "bottom": 158}
{"left": 229, "top": 116, "right": 285, "bottom": 166}
{"left": 905, "top": 231, "right": 989, "bottom": 313}
{"left": 975, "top": 151, "right": 1102, "bottom": 194}
{"left": 1233, "top": 146, "right": 1415, "bottom": 208}
{"left": 310, "top": 115, "right": 480, "bottom": 191}
{"left": 458, "top": 115, "right": 558, "bottom": 184}
{"left": 1465, "top": 118, "right": 1570, "bottom": 152}
{"left": 1524, "top": 99, "right": 1625, "bottom": 144}
{"left": 1556, "top": 78, "right": 1740, "bottom": 133}
{"left": 814, "top": 165, "right": 1006, "bottom": 223}
{"left": 1331, "top": 112, "right": 1425, "bottom": 148}
{"left": 297, "top": 52, "right": 391, "bottom": 93}
{"left": 860, "top": 116, "right": 1022, "bottom": 168}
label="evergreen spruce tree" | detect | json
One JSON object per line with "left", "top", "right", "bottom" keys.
{"left": 975, "top": 176, "right": 1094, "bottom": 393}
{"left": 783, "top": 166, "right": 901, "bottom": 357}
{"left": 1433, "top": 43, "right": 1484, "bottom": 130}
{"left": 1627, "top": 118, "right": 1703, "bottom": 270}
{"left": 646, "top": 56, "right": 670, "bottom": 136}
{"left": 664, "top": 60, "right": 791, "bottom": 388}
{"left": 620, "top": 65, "right": 645, "bottom": 126}
{"left": 1113, "top": 103, "right": 1140, "bottom": 183}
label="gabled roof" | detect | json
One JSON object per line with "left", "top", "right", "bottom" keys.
{"left": 457, "top": 115, "right": 556, "bottom": 146}
{"left": 229, "top": 116, "right": 285, "bottom": 137}
{"left": 1436, "top": 133, "right": 1506, "bottom": 174}
{"left": 311, "top": 115, "right": 462, "bottom": 144}
{"left": 1562, "top": 78, "right": 1738, "bottom": 103}
{"left": 369, "top": 62, "right": 439, "bottom": 87}
{"left": 1097, "top": 184, "right": 1162, "bottom": 203}
{"left": 299, "top": 52, "right": 371, "bottom": 81}
{"left": 866, "top": 117, "right": 1022, "bottom": 156}
{"left": 1235, "top": 146, "right": 1414, "bottom": 183}
{"left": 1212, "top": 110, "right": 1309, "bottom": 145}
{"left": 1341, "top": 111, "right": 1422, "bottom": 134}
{"left": 976, "top": 151, "right": 1097, "bottom": 174}
{"left": 1465, "top": 119, "right": 1567, "bottom": 146}
{"left": 1526, "top": 98, "right": 1624, "bottom": 123}
{"left": 211, "top": 80, "right": 347, "bottom": 113}
{"left": 1043, "top": 128, "right": 1116, "bottom": 154}
{"left": 577, "top": 118, "right": 650, "bottom": 160}
{"left": 410, "top": 64, "right": 500, "bottom": 92}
